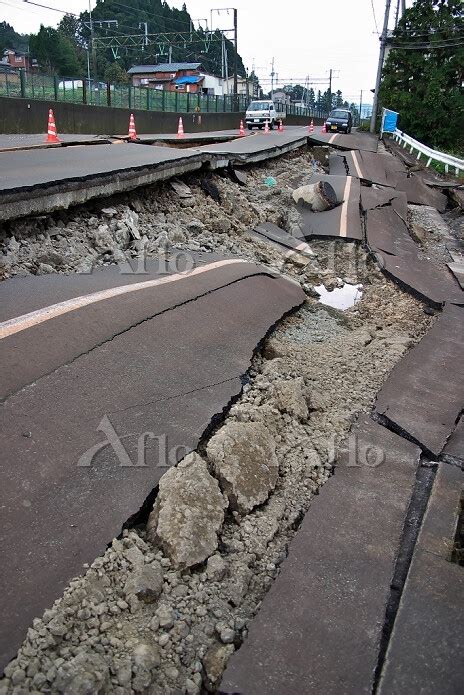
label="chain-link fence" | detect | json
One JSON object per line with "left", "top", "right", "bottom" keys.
{"left": 0, "top": 69, "right": 328, "bottom": 119}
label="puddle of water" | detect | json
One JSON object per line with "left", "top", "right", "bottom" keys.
{"left": 314, "top": 283, "right": 363, "bottom": 310}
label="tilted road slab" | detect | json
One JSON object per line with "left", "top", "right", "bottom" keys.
{"left": 442, "top": 416, "right": 464, "bottom": 468}
{"left": 0, "top": 256, "right": 274, "bottom": 400}
{"left": 375, "top": 303, "right": 464, "bottom": 457}
{"left": 0, "top": 270, "right": 306, "bottom": 670}
{"left": 307, "top": 131, "right": 379, "bottom": 152}
{"left": 220, "top": 415, "right": 420, "bottom": 695}
{"left": 197, "top": 128, "right": 308, "bottom": 165}
{"left": 0, "top": 133, "right": 112, "bottom": 152}
{"left": 360, "top": 186, "right": 408, "bottom": 219}
{"left": 365, "top": 207, "right": 463, "bottom": 306}
{"left": 394, "top": 172, "right": 448, "bottom": 212}
{"left": 0, "top": 130, "right": 310, "bottom": 221}
{"left": 0, "top": 144, "right": 206, "bottom": 221}
{"left": 293, "top": 174, "right": 362, "bottom": 241}
{"left": 330, "top": 150, "right": 406, "bottom": 187}
{"left": 378, "top": 463, "right": 464, "bottom": 694}
{"left": 251, "top": 222, "right": 313, "bottom": 256}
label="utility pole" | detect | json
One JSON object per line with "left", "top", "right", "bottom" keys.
{"left": 328, "top": 68, "right": 333, "bottom": 112}
{"left": 139, "top": 22, "right": 148, "bottom": 48}
{"left": 401, "top": 0, "right": 406, "bottom": 14}
{"left": 88, "top": 0, "right": 98, "bottom": 82}
{"left": 394, "top": 0, "right": 400, "bottom": 28}
{"left": 270, "top": 57, "right": 275, "bottom": 101}
{"left": 370, "top": 0, "right": 392, "bottom": 133}
{"left": 233, "top": 8, "right": 238, "bottom": 99}
{"left": 168, "top": 45, "right": 172, "bottom": 63}
{"left": 359, "top": 89, "right": 363, "bottom": 124}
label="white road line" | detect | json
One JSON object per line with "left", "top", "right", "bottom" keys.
{"left": 339, "top": 177, "right": 353, "bottom": 238}
{"left": 351, "top": 150, "right": 363, "bottom": 179}
{"left": 0, "top": 259, "right": 250, "bottom": 340}
{"left": 329, "top": 135, "right": 337, "bottom": 144}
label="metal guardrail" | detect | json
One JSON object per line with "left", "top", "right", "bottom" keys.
{"left": 392, "top": 128, "right": 463, "bottom": 176}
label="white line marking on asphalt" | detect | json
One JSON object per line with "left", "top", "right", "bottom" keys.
{"left": 328, "top": 135, "right": 337, "bottom": 144}
{"left": 339, "top": 177, "right": 352, "bottom": 238}
{"left": 351, "top": 150, "right": 363, "bottom": 179}
{"left": 0, "top": 259, "right": 250, "bottom": 340}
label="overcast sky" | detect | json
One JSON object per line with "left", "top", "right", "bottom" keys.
{"left": 1, "top": 0, "right": 410, "bottom": 103}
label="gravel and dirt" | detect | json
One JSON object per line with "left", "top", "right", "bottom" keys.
{"left": 0, "top": 144, "right": 442, "bottom": 694}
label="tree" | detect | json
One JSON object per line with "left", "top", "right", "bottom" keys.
{"left": 29, "top": 25, "right": 81, "bottom": 75}
{"left": 379, "top": 0, "right": 463, "bottom": 150}
{"left": 104, "top": 61, "right": 129, "bottom": 84}
{"left": 0, "top": 21, "right": 29, "bottom": 53}
{"left": 307, "top": 88, "right": 315, "bottom": 108}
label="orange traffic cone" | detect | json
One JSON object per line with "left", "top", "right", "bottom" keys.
{"left": 45, "top": 109, "right": 60, "bottom": 143}
{"left": 239, "top": 119, "right": 245, "bottom": 136}
{"left": 308, "top": 119, "right": 314, "bottom": 133}
{"left": 278, "top": 119, "right": 284, "bottom": 132}
{"left": 264, "top": 119, "right": 270, "bottom": 134}
{"left": 177, "top": 117, "right": 185, "bottom": 138}
{"left": 322, "top": 122, "right": 327, "bottom": 133}
{"left": 128, "top": 113, "right": 137, "bottom": 140}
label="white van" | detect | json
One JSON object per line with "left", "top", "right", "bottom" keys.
{"left": 245, "top": 100, "right": 286, "bottom": 130}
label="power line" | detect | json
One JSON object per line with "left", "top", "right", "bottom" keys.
{"left": 389, "top": 40, "right": 464, "bottom": 49}
{"left": 21, "top": 0, "right": 76, "bottom": 15}
{"left": 370, "top": 0, "right": 380, "bottom": 34}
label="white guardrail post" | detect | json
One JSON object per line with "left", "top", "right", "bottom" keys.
{"left": 392, "top": 129, "right": 463, "bottom": 176}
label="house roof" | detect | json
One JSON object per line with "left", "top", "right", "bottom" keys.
{"left": 174, "top": 75, "right": 203, "bottom": 85}
{"left": 128, "top": 62, "right": 201, "bottom": 75}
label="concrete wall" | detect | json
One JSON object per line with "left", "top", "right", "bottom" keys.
{"left": 0, "top": 97, "right": 323, "bottom": 134}
{"left": 0, "top": 97, "right": 243, "bottom": 135}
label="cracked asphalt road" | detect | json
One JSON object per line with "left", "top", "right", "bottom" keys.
{"left": 0, "top": 256, "right": 305, "bottom": 669}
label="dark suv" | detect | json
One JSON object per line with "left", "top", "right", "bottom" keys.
{"left": 325, "top": 109, "right": 353, "bottom": 134}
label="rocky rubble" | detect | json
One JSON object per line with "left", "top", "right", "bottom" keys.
{"left": 146, "top": 453, "right": 227, "bottom": 569}
{"left": 0, "top": 146, "right": 436, "bottom": 694}
{"left": 0, "top": 275, "right": 431, "bottom": 695}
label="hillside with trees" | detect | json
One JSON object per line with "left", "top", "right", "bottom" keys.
{"left": 379, "top": 0, "right": 463, "bottom": 151}
{"left": 0, "top": 21, "right": 29, "bottom": 53}
{"left": 23, "top": 0, "right": 246, "bottom": 82}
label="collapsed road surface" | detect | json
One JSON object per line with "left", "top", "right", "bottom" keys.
{"left": 0, "top": 255, "right": 305, "bottom": 669}
{"left": 0, "top": 126, "right": 463, "bottom": 694}
{"left": 0, "top": 127, "right": 309, "bottom": 221}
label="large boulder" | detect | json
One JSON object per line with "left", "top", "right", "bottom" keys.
{"left": 206, "top": 421, "right": 279, "bottom": 515}
{"left": 292, "top": 181, "right": 338, "bottom": 211}
{"left": 146, "top": 453, "right": 227, "bottom": 569}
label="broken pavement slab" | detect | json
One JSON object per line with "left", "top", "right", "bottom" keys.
{"left": 220, "top": 416, "right": 420, "bottom": 695}
{"left": 294, "top": 174, "right": 362, "bottom": 241}
{"left": 251, "top": 222, "right": 313, "bottom": 257}
{"left": 0, "top": 256, "right": 275, "bottom": 399}
{"left": 307, "top": 131, "right": 379, "bottom": 153}
{"left": 378, "top": 463, "right": 464, "bottom": 695}
{"left": 394, "top": 172, "right": 448, "bottom": 212}
{"left": 365, "top": 207, "right": 464, "bottom": 306}
{"left": 447, "top": 260, "right": 464, "bottom": 290}
{"left": 0, "top": 270, "right": 306, "bottom": 670}
{"left": 442, "top": 416, "right": 464, "bottom": 468}
{"left": 375, "top": 303, "right": 464, "bottom": 458}
{"left": 198, "top": 128, "right": 309, "bottom": 166}
{"left": 360, "top": 186, "right": 408, "bottom": 219}
{"left": 330, "top": 149, "right": 406, "bottom": 187}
